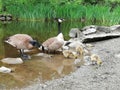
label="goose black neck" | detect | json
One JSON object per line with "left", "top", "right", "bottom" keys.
{"left": 58, "top": 22, "right": 61, "bottom": 34}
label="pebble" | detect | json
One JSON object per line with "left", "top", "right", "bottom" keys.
{"left": 114, "top": 53, "right": 120, "bottom": 58}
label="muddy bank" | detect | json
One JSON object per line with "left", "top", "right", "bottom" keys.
{"left": 23, "top": 37, "right": 120, "bottom": 90}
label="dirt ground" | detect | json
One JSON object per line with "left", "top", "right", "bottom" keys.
{"left": 23, "top": 37, "right": 120, "bottom": 90}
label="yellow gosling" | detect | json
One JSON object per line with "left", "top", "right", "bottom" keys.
{"left": 75, "top": 45, "right": 84, "bottom": 60}
{"left": 90, "top": 54, "right": 102, "bottom": 65}
{"left": 62, "top": 50, "right": 78, "bottom": 59}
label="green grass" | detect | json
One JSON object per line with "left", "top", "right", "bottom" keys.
{"left": 2, "top": 3, "right": 120, "bottom": 25}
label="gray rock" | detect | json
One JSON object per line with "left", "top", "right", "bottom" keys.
{"left": 0, "top": 66, "right": 12, "bottom": 73}
{"left": 96, "top": 26, "right": 110, "bottom": 33}
{"left": 114, "top": 53, "right": 120, "bottom": 58}
{"left": 110, "top": 25, "right": 120, "bottom": 31}
{"left": 1, "top": 58, "right": 23, "bottom": 64}
{"left": 69, "top": 28, "right": 85, "bottom": 39}
{"left": 82, "top": 25, "right": 111, "bottom": 34}
{"left": 82, "top": 25, "right": 97, "bottom": 35}
{"left": 80, "top": 25, "right": 120, "bottom": 43}
{"left": 83, "top": 32, "right": 120, "bottom": 43}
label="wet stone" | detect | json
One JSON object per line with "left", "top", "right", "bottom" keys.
{"left": 1, "top": 58, "right": 23, "bottom": 64}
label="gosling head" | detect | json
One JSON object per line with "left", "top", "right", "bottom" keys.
{"left": 90, "top": 54, "right": 102, "bottom": 65}
{"left": 76, "top": 46, "right": 84, "bottom": 55}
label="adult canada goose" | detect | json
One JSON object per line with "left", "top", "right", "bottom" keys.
{"left": 42, "top": 18, "right": 65, "bottom": 53}
{"left": 5, "top": 34, "right": 41, "bottom": 60}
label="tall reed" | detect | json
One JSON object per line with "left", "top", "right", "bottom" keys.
{"left": 5, "top": 3, "right": 120, "bottom": 25}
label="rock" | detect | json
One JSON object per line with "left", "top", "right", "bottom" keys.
{"left": 85, "top": 44, "right": 94, "bottom": 47}
{"left": 110, "top": 25, "right": 120, "bottom": 31}
{"left": 82, "top": 25, "right": 111, "bottom": 34}
{"left": 114, "top": 53, "right": 120, "bottom": 58}
{"left": 84, "top": 56, "right": 92, "bottom": 66}
{"left": 69, "top": 25, "right": 113, "bottom": 43}
{"left": 0, "top": 66, "right": 12, "bottom": 73}
{"left": 80, "top": 25, "right": 120, "bottom": 43}
{"left": 69, "top": 28, "right": 85, "bottom": 39}
{"left": 74, "top": 59, "right": 81, "bottom": 65}
{"left": 69, "top": 28, "right": 80, "bottom": 38}
{"left": 82, "top": 25, "right": 97, "bottom": 35}
{"left": 85, "top": 44, "right": 94, "bottom": 51}
{"left": 96, "top": 26, "right": 110, "bottom": 33}
{"left": 69, "top": 25, "right": 120, "bottom": 43}
{"left": 1, "top": 58, "right": 23, "bottom": 64}
{"left": 82, "top": 32, "right": 120, "bottom": 43}
{"left": 34, "top": 53, "right": 53, "bottom": 58}
{"left": 82, "top": 28, "right": 96, "bottom": 35}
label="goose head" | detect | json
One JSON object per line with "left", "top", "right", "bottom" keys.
{"left": 55, "top": 18, "right": 65, "bottom": 23}
{"left": 29, "top": 40, "right": 41, "bottom": 48}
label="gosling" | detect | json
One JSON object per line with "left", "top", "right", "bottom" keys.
{"left": 90, "top": 54, "right": 102, "bottom": 65}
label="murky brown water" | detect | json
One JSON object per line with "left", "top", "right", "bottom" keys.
{"left": 0, "top": 43, "right": 77, "bottom": 89}
{"left": 0, "top": 21, "right": 84, "bottom": 89}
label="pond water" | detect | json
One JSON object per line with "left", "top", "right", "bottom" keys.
{"left": 0, "top": 21, "right": 87, "bottom": 89}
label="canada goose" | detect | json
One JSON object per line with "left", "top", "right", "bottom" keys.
{"left": 62, "top": 45, "right": 84, "bottom": 59}
{"left": 62, "top": 50, "right": 78, "bottom": 59}
{"left": 42, "top": 18, "right": 64, "bottom": 53}
{"left": 90, "top": 54, "right": 102, "bottom": 65}
{"left": 76, "top": 45, "right": 84, "bottom": 60}
{"left": 5, "top": 34, "right": 41, "bottom": 60}
{"left": 64, "top": 40, "right": 84, "bottom": 49}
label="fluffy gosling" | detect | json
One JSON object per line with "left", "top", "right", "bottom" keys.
{"left": 90, "top": 54, "right": 102, "bottom": 65}
{"left": 62, "top": 50, "right": 78, "bottom": 59}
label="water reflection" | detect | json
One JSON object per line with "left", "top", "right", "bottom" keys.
{"left": 0, "top": 21, "right": 84, "bottom": 89}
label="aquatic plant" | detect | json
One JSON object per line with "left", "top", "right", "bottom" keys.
{"left": 1, "top": 1, "right": 120, "bottom": 25}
